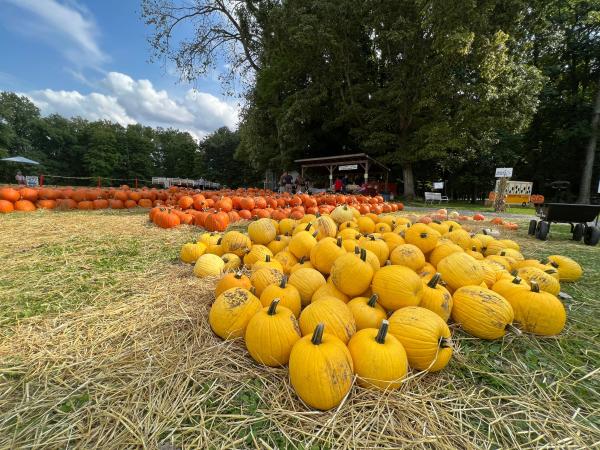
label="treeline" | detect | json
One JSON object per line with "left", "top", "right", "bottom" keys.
{"left": 0, "top": 92, "right": 259, "bottom": 187}
{"left": 144, "top": 0, "right": 600, "bottom": 202}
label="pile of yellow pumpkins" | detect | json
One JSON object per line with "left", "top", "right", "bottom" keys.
{"left": 179, "top": 205, "right": 583, "bottom": 410}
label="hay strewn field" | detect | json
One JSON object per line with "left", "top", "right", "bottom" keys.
{"left": 1, "top": 210, "right": 599, "bottom": 449}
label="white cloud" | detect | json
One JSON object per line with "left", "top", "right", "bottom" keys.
{"left": 24, "top": 71, "right": 240, "bottom": 140}
{"left": 1, "top": 0, "right": 106, "bottom": 67}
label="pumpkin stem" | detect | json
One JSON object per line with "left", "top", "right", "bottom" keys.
{"left": 311, "top": 323, "right": 325, "bottom": 345}
{"left": 506, "top": 323, "right": 522, "bottom": 335}
{"left": 265, "top": 255, "right": 271, "bottom": 262}
{"left": 500, "top": 251, "right": 506, "bottom": 256}
{"left": 510, "top": 269, "right": 518, "bottom": 276}
{"left": 511, "top": 276, "right": 522, "bottom": 284}
{"left": 360, "top": 248, "right": 367, "bottom": 262}
{"left": 420, "top": 232, "right": 428, "bottom": 238}
{"left": 427, "top": 273, "right": 441, "bottom": 288}
{"left": 299, "top": 256, "right": 307, "bottom": 264}
{"left": 471, "top": 246, "right": 477, "bottom": 252}
{"left": 367, "top": 294, "right": 378, "bottom": 307}
{"left": 530, "top": 280, "right": 540, "bottom": 293}
{"left": 354, "top": 246, "right": 360, "bottom": 255}
{"left": 217, "top": 237, "right": 223, "bottom": 244}
{"left": 482, "top": 229, "right": 488, "bottom": 235}
{"left": 312, "top": 230, "right": 319, "bottom": 238}
{"left": 279, "top": 275, "right": 287, "bottom": 288}
{"left": 549, "top": 261, "right": 559, "bottom": 268}
{"left": 234, "top": 271, "right": 243, "bottom": 279}
{"left": 268, "top": 298, "right": 280, "bottom": 315}
{"left": 336, "top": 237, "right": 342, "bottom": 247}
{"left": 305, "top": 222, "right": 312, "bottom": 231}
{"left": 275, "top": 235, "right": 281, "bottom": 241}
{"left": 439, "top": 337, "right": 453, "bottom": 349}
{"left": 375, "top": 320, "right": 389, "bottom": 344}
{"left": 449, "top": 225, "right": 454, "bottom": 232}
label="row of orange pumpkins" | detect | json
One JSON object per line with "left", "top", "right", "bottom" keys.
{"left": 177, "top": 206, "right": 581, "bottom": 410}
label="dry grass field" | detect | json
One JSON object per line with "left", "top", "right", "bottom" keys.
{"left": 0, "top": 210, "right": 598, "bottom": 448}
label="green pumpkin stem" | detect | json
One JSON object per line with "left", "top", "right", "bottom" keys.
{"left": 312, "top": 230, "right": 319, "bottom": 238}
{"left": 311, "top": 323, "right": 325, "bottom": 345}
{"left": 550, "top": 261, "right": 559, "bottom": 268}
{"left": 427, "top": 273, "right": 442, "bottom": 289}
{"left": 375, "top": 320, "right": 389, "bottom": 344}
{"left": 510, "top": 269, "right": 518, "bottom": 276}
{"left": 367, "top": 294, "right": 378, "bottom": 307}
{"left": 439, "top": 337, "right": 453, "bottom": 349}
{"left": 268, "top": 298, "right": 280, "bottom": 315}
{"left": 530, "top": 280, "right": 540, "bottom": 293}
{"left": 299, "top": 256, "right": 307, "bottom": 264}
{"left": 279, "top": 275, "right": 287, "bottom": 288}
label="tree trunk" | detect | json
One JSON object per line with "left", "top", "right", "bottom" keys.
{"left": 402, "top": 164, "right": 415, "bottom": 199}
{"left": 577, "top": 80, "right": 600, "bottom": 204}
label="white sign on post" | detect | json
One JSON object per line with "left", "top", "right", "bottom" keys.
{"left": 495, "top": 167, "right": 513, "bottom": 178}
{"left": 433, "top": 182, "right": 444, "bottom": 190}
{"left": 339, "top": 164, "right": 358, "bottom": 171}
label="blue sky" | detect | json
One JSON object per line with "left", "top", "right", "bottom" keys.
{"left": 0, "top": 0, "right": 240, "bottom": 139}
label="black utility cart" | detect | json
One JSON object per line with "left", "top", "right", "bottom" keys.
{"left": 529, "top": 203, "right": 600, "bottom": 245}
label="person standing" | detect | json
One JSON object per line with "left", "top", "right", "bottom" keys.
{"left": 334, "top": 177, "right": 343, "bottom": 193}
{"left": 280, "top": 171, "right": 293, "bottom": 193}
{"left": 15, "top": 170, "right": 25, "bottom": 185}
{"left": 294, "top": 174, "right": 304, "bottom": 193}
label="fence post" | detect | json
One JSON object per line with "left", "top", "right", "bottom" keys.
{"left": 40, "top": 174, "right": 44, "bottom": 186}
{"left": 97, "top": 177, "right": 101, "bottom": 189}
{"left": 135, "top": 178, "right": 138, "bottom": 189}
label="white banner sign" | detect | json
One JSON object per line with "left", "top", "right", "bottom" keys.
{"left": 339, "top": 164, "right": 358, "bottom": 171}
{"left": 433, "top": 182, "right": 444, "bottom": 189}
{"left": 495, "top": 167, "right": 513, "bottom": 178}
{"left": 25, "top": 176, "right": 39, "bottom": 187}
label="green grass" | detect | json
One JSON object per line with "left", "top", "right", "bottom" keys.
{"left": 0, "top": 209, "right": 598, "bottom": 448}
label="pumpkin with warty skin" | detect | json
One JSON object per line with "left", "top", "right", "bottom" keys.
{"left": 420, "top": 273, "right": 453, "bottom": 321}
{"left": 299, "top": 296, "right": 356, "bottom": 343}
{"left": 209, "top": 287, "right": 262, "bottom": 340}
{"left": 243, "top": 245, "right": 273, "bottom": 267}
{"left": 516, "top": 266, "right": 560, "bottom": 296}
{"left": 371, "top": 265, "right": 423, "bottom": 311}
{"left": 288, "top": 267, "right": 326, "bottom": 306}
{"left": 312, "top": 280, "right": 350, "bottom": 303}
{"left": 390, "top": 244, "right": 426, "bottom": 271}
{"left": 359, "top": 235, "right": 390, "bottom": 266}
{"left": 221, "top": 253, "right": 242, "bottom": 271}
{"left": 250, "top": 267, "right": 284, "bottom": 297}
{"left": 289, "top": 323, "right": 354, "bottom": 410}
{"left": 347, "top": 294, "right": 387, "bottom": 330}
{"left": 388, "top": 306, "right": 453, "bottom": 372}
{"left": 310, "top": 237, "right": 346, "bottom": 274}
{"left": 348, "top": 320, "right": 408, "bottom": 390}
{"left": 546, "top": 255, "right": 582, "bottom": 282}
{"left": 288, "top": 230, "right": 318, "bottom": 259}
{"left": 437, "top": 252, "right": 485, "bottom": 290}
{"left": 215, "top": 271, "right": 252, "bottom": 297}
{"left": 509, "top": 282, "right": 567, "bottom": 335}
{"left": 245, "top": 299, "right": 301, "bottom": 366}
{"left": 330, "top": 249, "right": 374, "bottom": 297}
{"left": 405, "top": 223, "right": 441, "bottom": 253}
{"left": 221, "top": 231, "right": 252, "bottom": 257}
{"left": 193, "top": 253, "right": 225, "bottom": 278}
{"left": 260, "top": 276, "right": 302, "bottom": 317}
{"left": 451, "top": 286, "right": 515, "bottom": 340}
{"left": 180, "top": 242, "right": 207, "bottom": 264}
{"left": 248, "top": 218, "right": 277, "bottom": 244}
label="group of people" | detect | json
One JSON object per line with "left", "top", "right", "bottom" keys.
{"left": 279, "top": 171, "right": 308, "bottom": 193}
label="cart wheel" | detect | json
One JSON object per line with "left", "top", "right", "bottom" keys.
{"left": 583, "top": 226, "right": 600, "bottom": 246}
{"left": 572, "top": 223, "right": 584, "bottom": 241}
{"left": 528, "top": 220, "right": 537, "bottom": 236}
{"left": 536, "top": 221, "right": 549, "bottom": 241}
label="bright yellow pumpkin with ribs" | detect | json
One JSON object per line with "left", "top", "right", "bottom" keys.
{"left": 330, "top": 248, "right": 374, "bottom": 297}
{"left": 546, "top": 255, "right": 582, "bottom": 282}
{"left": 437, "top": 252, "right": 484, "bottom": 291}
{"left": 209, "top": 287, "right": 262, "bottom": 340}
{"left": 310, "top": 237, "right": 345, "bottom": 274}
{"left": 299, "top": 296, "right": 356, "bottom": 343}
{"left": 248, "top": 218, "right": 276, "bottom": 244}
{"left": 371, "top": 264, "right": 423, "bottom": 311}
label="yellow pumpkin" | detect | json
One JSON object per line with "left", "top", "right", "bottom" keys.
{"left": 485, "top": 254, "right": 512, "bottom": 272}
{"left": 290, "top": 256, "right": 314, "bottom": 273}
{"left": 221, "top": 253, "right": 242, "bottom": 271}
{"left": 508, "top": 282, "right": 567, "bottom": 335}
{"left": 337, "top": 228, "right": 361, "bottom": 241}
{"left": 278, "top": 218, "right": 296, "bottom": 235}
{"left": 193, "top": 253, "right": 225, "bottom": 278}
{"left": 444, "top": 229, "right": 472, "bottom": 249}
{"left": 348, "top": 320, "right": 408, "bottom": 390}
{"left": 314, "top": 215, "right": 338, "bottom": 240}
{"left": 473, "top": 233, "right": 495, "bottom": 250}
{"left": 546, "top": 255, "right": 582, "bottom": 282}
{"left": 220, "top": 231, "right": 252, "bottom": 257}
{"left": 209, "top": 288, "right": 262, "bottom": 340}
{"left": 250, "top": 267, "right": 284, "bottom": 297}
{"left": 437, "top": 252, "right": 485, "bottom": 290}
{"left": 371, "top": 265, "right": 423, "bottom": 311}
{"left": 405, "top": 223, "right": 440, "bottom": 253}
{"left": 359, "top": 235, "right": 390, "bottom": 266}
{"left": 299, "top": 296, "right": 356, "bottom": 343}
{"left": 267, "top": 235, "right": 290, "bottom": 255}
{"left": 288, "top": 267, "right": 326, "bottom": 306}
{"left": 204, "top": 237, "right": 224, "bottom": 256}
{"left": 289, "top": 230, "right": 318, "bottom": 259}
{"left": 499, "top": 248, "right": 524, "bottom": 261}
{"left": 465, "top": 246, "right": 484, "bottom": 260}
{"left": 330, "top": 248, "right": 374, "bottom": 297}
{"left": 357, "top": 216, "right": 376, "bottom": 234}
{"left": 289, "top": 324, "right": 354, "bottom": 410}
{"left": 252, "top": 254, "right": 284, "bottom": 273}
{"left": 389, "top": 244, "right": 426, "bottom": 271}
{"left": 381, "top": 232, "right": 405, "bottom": 252}
{"left": 512, "top": 259, "right": 549, "bottom": 272}
{"left": 245, "top": 299, "right": 301, "bottom": 366}
{"left": 483, "top": 240, "right": 505, "bottom": 256}
{"left": 300, "top": 214, "right": 316, "bottom": 224}
{"left": 451, "top": 286, "right": 514, "bottom": 340}
{"left": 347, "top": 294, "right": 387, "bottom": 330}
{"left": 428, "top": 221, "right": 449, "bottom": 235}
{"left": 198, "top": 232, "right": 221, "bottom": 246}
{"left": 498, "top": 239, "right": 520, "bottom": 251}
{"left": 374, "top": 222, "right": 392, "bottom": 233}
{"left": 215, "top": 271, "right": 252, "bottom": 297}
{"left": 243, "top": 244, "right": 273, "bottom": 267}
{"left": 260, "top": 276, "right": 302, "bottom": 317}
{"left": 491, "top": 276, "right": 530, "bottom": 305}
{"left": 420, "top": 273, "right": 453, "bottom": 321}
{"left": 516, "top": 266, "right": 560, "bottom": 296}
{"left": 331, "top": 204, "right": 355, "bottom": 224}
{"left": 248, "top": 218, "right": 277, "bottom": 244}
{"left": 312, "top": 281, "right": 350, "bottom": 303}
{"left": 273, "top": 250, "right": 298, "bottom": 274}
{"left": 180, "top": 242, "right": 207, "bottom": 264}
{"left": 428, "top": 242, "right": 463, "bottom": 267}
{"left": 388, "top": 306, "right": 453, "bottom": 372}
{"left": 338, "top": 220, "right": 359, "bottom": 231}
{"left": 310, "top": 237, "right": 346, "bottom": 274}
